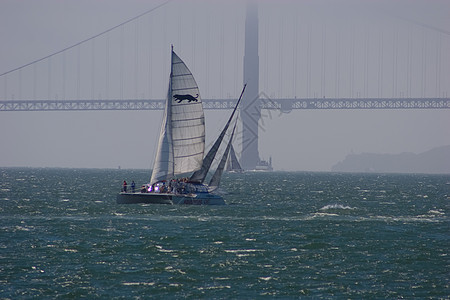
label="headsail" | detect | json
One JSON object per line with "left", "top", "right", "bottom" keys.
{"left": 189, "top": 84, "right": 246, "bottom": 183}
{"left": 150, "top": 85, "right": 174, "bottom": 183}
{"left": 150, "top": 49, "right": 205, "bottom": 184}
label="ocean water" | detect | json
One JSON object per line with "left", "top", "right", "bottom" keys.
{"left": 1, "top": 168, "right": 449, "bottom": 298}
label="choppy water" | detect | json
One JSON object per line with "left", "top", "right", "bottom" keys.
{"left": 1, "top": 168, "right": 449, "bottom": 298}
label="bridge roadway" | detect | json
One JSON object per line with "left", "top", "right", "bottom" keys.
{"left": 0, "top": 98, "right": 449, "bottom": 111}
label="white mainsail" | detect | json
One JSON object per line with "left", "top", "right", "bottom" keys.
{"left": 150, "top": 50, "right": 205, "bottom": 184}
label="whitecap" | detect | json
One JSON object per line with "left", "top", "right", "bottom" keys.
{"left": 319, "top": 204, "right": 356, "bottom": 211}
{"left": 157, "top": 245, "right": 175, "bottom": 253}
{"left": 369, "top": 215, "right": 441, "bottom": 223}
{"left": 169, "top": 283, "right": 182, "bottom": 287}
{"left": 15, "top": 226, "right": 32, "bottom": 231}
{"left": 259, "top": 276, "right": 272, "bottom": 281}
{"left": 224, "top": 249, "right": 264, "bottom": 257}
{"left": 198, "top": 285, "right": 231, "bottom": 290}
{"left": 311, "top": 212, "right": 339, "bottom": 218}
{"left": 64, "top": 248, "right": 78, "bottom": 253}
{"left": 224, "top": 249, "right": 264, "bottom": 253}
{"left": 122, "top": 282, "right": 155, "bottom": 286}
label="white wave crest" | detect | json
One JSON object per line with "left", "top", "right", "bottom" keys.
{"left": 319, "top": 204, "right": 356, "bottom": 211}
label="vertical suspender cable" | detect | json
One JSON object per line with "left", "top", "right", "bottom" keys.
{"left": 33, "top": 64, "right": 36, "bottom": 100}
{"left": 135, "top": 21, "right": 139, "bottom": 99}
{"left": 350, "top": 26, "right": 354, "bottom": 98}
{"left": 436, "top": 33, "right": 441, "bottom": 97}
{"left": 62, "top": 51, "right": 66, "bottom": 100}
{"left": 393, "top": 28, "right": 398, "bottom": 97}
{"left": 421, "top": 30, "right": 426, "bottom": 97}
{"left": 321, "top": 25, "right": 326, "bottom": 98}
{"left": 235, "top": 13, "right": 239, "bottom": 98}
{"left": 279, "top": 17, "right": 283, "bottom": 98}
{"left": 92, "top": 39, "right": 95, "bottom": 99}
{"left": 335, "top": 30, "right": 340, "bottom": 98}
{"left": 220, "top": 21, "right": 224, "bottom": 98}
{"left": 3, "top": 76, "right": 5, "bottom": 100}
{"left": 365, "top": 27, "right": 369, "bottom": 97}
{"left": 18, "top": 69, "right": 22, "bottom": 100}
{"left": 307, "top": 25, "right": 311, "bottom": 98}
{"left": 77, "top": 46, "right": 80, "bottom": 100}
{"left": 48, "top": 57, "right": 51, "bottom": 100}
{"left": 293, "top": 14, "right": 297, "bottom": 98}
{"left": 192, "top": 8, "right": 195, "bottom": 72}
{"left": 205, "top": 14, "right": 210, "bottom": 97}
{"left": 106, "top": 33, "right": 110, "bottom": 100}
{"left": 120, "top": 26, "right": 124, "bottom": 100}
{"left": 378, "top": 30, "right": 383, "bottom": 98}
{"left": 148, "top": 16, "right": 152, "bottom": 99}
{"left": 264, "top": 17, "right": 268, "bottom": 95}
{"left": 407, "top": 28, "right": 411, "bottom": 97}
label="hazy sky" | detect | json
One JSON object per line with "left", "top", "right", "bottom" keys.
{"left": 0, "top": 0, "right": 449, "bottom": 171}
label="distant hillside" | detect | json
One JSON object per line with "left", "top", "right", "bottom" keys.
{"left": 331, "top": 145, "right": 450, "bottom": 174}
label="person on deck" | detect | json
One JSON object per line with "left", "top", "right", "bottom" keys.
{"left": 131, "top": 181, "right": 135, "bottom": 193}
{"left": 123, "top": 180, "right": 127, "bottom": 193}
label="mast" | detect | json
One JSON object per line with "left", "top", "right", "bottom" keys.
{"left": 169, "top": 46, "right": 175, "bottom": 175}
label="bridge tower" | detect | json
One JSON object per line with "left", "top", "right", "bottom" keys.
{"left": 240, "top": 1, "right": 261, "bottom": 170}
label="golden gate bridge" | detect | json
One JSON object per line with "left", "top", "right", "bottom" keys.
{"left": 1, "top": 1, "right": 448, "bottom": 111}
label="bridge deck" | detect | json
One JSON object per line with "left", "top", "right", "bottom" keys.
{"left": 0, "top": 98, "right": 449, "bottom": 111}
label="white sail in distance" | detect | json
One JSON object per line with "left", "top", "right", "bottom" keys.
{"left": 209, "top": 122, "right": 238, "bottom": 189}
{"left": 150, "top": 50, "right": 205, "bottom": 184}
{"left": 226, "top": 144, "right": 243, "bottom": 172}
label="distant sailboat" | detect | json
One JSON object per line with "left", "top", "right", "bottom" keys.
{"left": 117, "top": 47, "right": 244, "bottom": 205}
{"left": 226, "top": 144, "right": 244, "bottom": 173}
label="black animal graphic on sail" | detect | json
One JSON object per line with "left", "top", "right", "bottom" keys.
{"left": 173, "top": 94, "right": 199, "bottom": 103}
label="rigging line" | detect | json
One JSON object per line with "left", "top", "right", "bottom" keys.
{"left": 0, "top": 0, "right": 173, "bottom": 78}
{"left": 380, "top": 8, "right": 450, "bottom": 36}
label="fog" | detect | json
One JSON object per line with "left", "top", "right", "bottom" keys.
{"left": 0, "top": 0, "right": 449, "bottom": 171}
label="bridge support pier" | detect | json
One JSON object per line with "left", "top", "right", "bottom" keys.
{"left": 240, "top": 1, "right": 260, "bottom": 170}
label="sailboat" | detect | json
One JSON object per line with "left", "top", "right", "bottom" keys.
{"left": 117, "top": 47, "right": 243, "bottom": 205}
{"left": 226, "top": 144, "right": 244, "bottom": 173}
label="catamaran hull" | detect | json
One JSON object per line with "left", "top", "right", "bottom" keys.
{"left": 116, "top": 193, "right": 225, "bottom": 205}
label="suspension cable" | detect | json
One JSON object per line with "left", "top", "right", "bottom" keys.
{"left": 0, "top": 0, "right": 172, "bottom": 78}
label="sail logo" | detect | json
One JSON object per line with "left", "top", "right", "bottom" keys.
{"left": 173, "top": 94, "right": 199, "bottom": 103}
